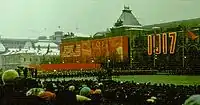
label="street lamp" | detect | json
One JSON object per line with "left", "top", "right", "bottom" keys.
{"left": 178, "top": 46, "right": 186, "bottom": 68}
{"left": 152, "top": 27, "right": 160, "bottom": 69}
{"left": 107, "top": 59, "right": 110, "bottom": 68}
{"left": 106, "top": 59, "right": 112, "bottom": 80}
{"left": 91, "top": 60, "right": 96, "bottom": 69}
{"left": 154, "top": 54, "right": 157, "bottom": 68}
{"left": 183, "top": 56, "right": 187, "bottom": 68}
{"left": 131, "top": 58, "right": 134, "bottom": 69}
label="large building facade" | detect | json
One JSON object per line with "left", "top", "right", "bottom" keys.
{"left": 0, "top": 29, "right": 65, "bottom": 69}
{"left": 0, "top": 38, "right": 60, "bottom": 69}
{"left": 60, "top": 6, "right": 143, "bottom": 69}
{"left": 61, "top": 6, "right": 200, "bottom": 71}
{"left": 1, "top": 6, "right": 200, "bottom": 71}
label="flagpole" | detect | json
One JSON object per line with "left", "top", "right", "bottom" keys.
{"left": 182, "top": 26, "right": 185, "bottom": 68}
{"left": 180, "top": 26, "right": 199, "bottom": 68}
{"left": 152, "top": 29, "right": 155, "bottom": 68}
{"left": 153, "top": 39, "right": 156, "bottom": 68}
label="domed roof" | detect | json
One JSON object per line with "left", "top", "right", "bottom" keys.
{"left": 0, "top": 42, "right": 6, "bottom": 53}
{"left": 35, "top": 40, "right": 58, "bottom": 48}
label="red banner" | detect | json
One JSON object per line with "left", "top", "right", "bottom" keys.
{"left": 108, "top": 36, "right": 128, "bottom": 61}
{"left": 60, "top": 42, "right": 81, "bottom": 57}
{"left": 60, "top": 42, "right": 81, "bottom": 63}
{"left": 101, "top": 39, "right": 109, "bottom": 57}
{"left": 81, "top": 40, "right": 92, "bottom": 63}
{"left": 91, "top": 39, "right": 102, "bottom": 57}
{"left": 91, "top": 39, "right": 109, "bottom": 62}
{"left": 60, "top": 36, "right": 129, "bottom": 63}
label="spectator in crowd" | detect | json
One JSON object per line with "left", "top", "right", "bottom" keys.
{"left": 184, "top": 95, "right": 200, "bottom": 105}
{"left": 0, "top": 70, "right": 19, "bottom": 105}
{"left": 56, "top": 85, "right": 77, "bottom": 105}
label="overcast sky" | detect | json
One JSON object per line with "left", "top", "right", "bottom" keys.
{"left": 0, "top": 0, "right": 200, "bottom": 39}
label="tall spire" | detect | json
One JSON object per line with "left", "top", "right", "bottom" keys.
{"left": 57, "top": 26, "right": 61, "bottom": 31}
{"left": 124, "top": 5, "right": 130, "bottom": 10}
{"left": 55, "top": 26, "right": 63, "bottom": 36}
{"left": 114, "top": 6, "right": 141, "bottom": 28}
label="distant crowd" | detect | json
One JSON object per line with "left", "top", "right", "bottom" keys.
{"left": 37, "top": 70, "right": 158, "bottom": 79}
{"left": 1, "top": 70, "right": 200, "bottom": 105}
{"left": 8, "top": 66, "right": 199, "bottom": 80}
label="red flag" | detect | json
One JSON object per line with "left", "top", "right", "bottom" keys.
{"left": 187, "top": 31, "right": 198, "bottom": 40}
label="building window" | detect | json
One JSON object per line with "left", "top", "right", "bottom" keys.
{"left": 24, "top": 58, "right": 26, "bottom": 62}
